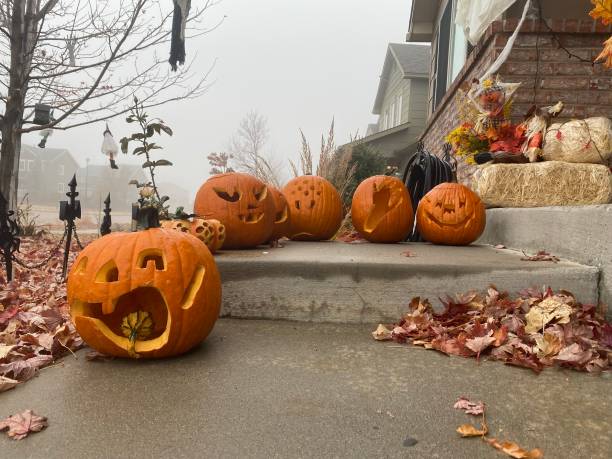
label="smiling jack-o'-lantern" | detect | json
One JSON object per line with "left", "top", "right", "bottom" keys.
{"left": 282, "top": 175, "right": 343, "bottom": 241}
{"left": 67, "top": 228, "right": 221, "bottom": 358}
{"left": 194, "top": 173, "right": 275, "bottom": 249}
{"left": 351, "top": 175, "right": 413, "bottom": 243}
{"left": 191, "top": 218, "right": 225, "bottom": 253}
{"left": 268, "top": 186, "right": 290, "bottom": 241}
{"left": 416, "top": 182, "right": 485, "bottom": 245}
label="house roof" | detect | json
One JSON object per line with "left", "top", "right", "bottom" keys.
{"left": 407, "top": 0, "right": 440, "bottom": 42}
{"left": 372, "top": 43, "right": 431, "bottom": 114}
{"left": 21, "top": 144, "right": 78, "bottom": 164}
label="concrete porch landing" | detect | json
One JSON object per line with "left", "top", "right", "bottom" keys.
{"left": 215, "top": 241, "right": 599, "bottom": 323}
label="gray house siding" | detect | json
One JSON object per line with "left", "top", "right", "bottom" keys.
{"left": 407, "top": 78, "right": 429, "bottom": 132}
{"left": 377, "top": 64, "right": 409, "bottom": 131}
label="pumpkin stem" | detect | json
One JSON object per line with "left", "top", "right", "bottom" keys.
{"left": 121, "top": 311, "right": 154, "bottom": 358}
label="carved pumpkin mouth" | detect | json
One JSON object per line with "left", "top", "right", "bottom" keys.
{"left": 425, "top": 209, "right": 471, "bottom": 228}
{"left": 363, "top": 185, "right": 402, "bottom": 233}
{"left": 275, "top": 204, "right": 288, "bottom": 224}
{"left": 238, "top": 212, "right": 264, "bottom": 224}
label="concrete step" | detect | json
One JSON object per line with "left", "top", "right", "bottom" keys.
{"left": 215, "top": 241, "right": 600, "bottom": 324}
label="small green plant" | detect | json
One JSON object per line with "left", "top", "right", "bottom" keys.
{"left": 15, "top": 194, "right": 43, "bottom": 237}
{"left": 120, "top": 97, "right": 174, "bottom": 215}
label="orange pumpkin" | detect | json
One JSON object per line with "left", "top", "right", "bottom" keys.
{"left": 160, "top": 219, "right": 190, "bottom": 233}
{"left": 268, "top": 186, "right": 290, "bottom": 241}
{"left": 282, "top": 175, "right": 343, "bottom": 241}
{"left": 67, "top": 228, "right": 221, "bottom": 358}
{"left": 351, "top": 175, "right": 413, "bottom": 243}
{"left": 416, "top": 183, "right": 485, "bottom": 245}
{"left": 191, "top": 218, "right": 226, "bottom": 253}
{"left": 194, "top": 173, "right": 275, "bottom": 249}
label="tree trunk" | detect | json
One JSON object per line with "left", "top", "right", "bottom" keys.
{"left": 0, "top": 0, "right": 34, "bottom": 209}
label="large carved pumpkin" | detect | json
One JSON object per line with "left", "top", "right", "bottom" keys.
{"left": 268, "top": 186, "right": 290, "bottom": 241}
{"left": 282, "top": 175, "right": 343, "bottom": 241}
{"left": 416, "top": 182, "right": 485, "bottom": 245}
{"left": 194, "top": 173, "right": 275, "bottom": 249}
{"left": 67, "top": 228, "right": 221, "bottom": 358}
{"left": 351, "top": 175, "right": 413, "bottom": 243}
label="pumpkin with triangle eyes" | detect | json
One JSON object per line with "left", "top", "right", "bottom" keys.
{"left": 282, "top": 175, "right": 343, "bottom": 241}
{"left": 268, "top": 186, "right": 290, "bottom": 241}
{"left": 194, "top": 173, "right": 275, "bottom": 249}
{"left": 67, "top": 228, "right": 221, "bottom": 358}
{"left": 351, "top": 176, "right": 413, "bottom": 243}
{"left": 416, "top": 182, "right": 486, "bottom": 246}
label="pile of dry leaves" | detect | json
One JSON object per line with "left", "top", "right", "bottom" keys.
{"left": 1, "top": 236, "right": 85, "bottom": 393}
{"left": 373, "top": 286, "right": 612, "bottom": 373}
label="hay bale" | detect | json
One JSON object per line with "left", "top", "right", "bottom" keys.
{"left": 543, "top": 117, "right": 612, "bottom": 165}
{"left": 473, "top": 161, "right": 612, "bottom": 208}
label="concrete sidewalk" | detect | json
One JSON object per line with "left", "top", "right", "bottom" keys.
{"left": 2, "top": 319, "right": 610, "bottom": 458}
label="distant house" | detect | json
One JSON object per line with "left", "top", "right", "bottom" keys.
{"left": 17, "top": 145, "right": 80, "bottom": 206}
{"left": 79, "top": 164, "right": 147, "bottom": 212}
{"left": 408, "top": 0, "right": 612, "bottom": 180}
{"left": 342, "top": 43, "right": 431, "bottom": 170}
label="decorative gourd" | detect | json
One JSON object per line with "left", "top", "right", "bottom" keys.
{"left": 67, "top": 228, "right": 221, "bottom": 358}
{"left": 191, "top": 218, "right": 226, "bottom": 253}
{"left": 416, "top": 182, "right": 485, "bottom": 245}
{"left": 194, "top": 173, "right": 275, "bottom": 249}
{"left": 282, "top": 175, "right": 343, "bottom": 241}
{"left": 160, "top": 219, "right": 190, "bottom": 233}
{"left": 268, "top": 186, "right": 290, "bottom": 241}
{"left": 351, "top": 175, "right": 413, "bottom": 243}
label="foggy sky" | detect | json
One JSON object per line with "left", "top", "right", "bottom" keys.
{"left": 23, "top": 0, "right": 413, "bottom": 202}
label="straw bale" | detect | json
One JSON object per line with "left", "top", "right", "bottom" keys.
{"left": 473, "top": 161, "right": 612, "bottom": 208}
{"left": 543, "top": 117, "right": 611, "bottom": 165}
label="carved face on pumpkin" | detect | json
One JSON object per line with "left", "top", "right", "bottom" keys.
{"left": 268, "top": 186, "right": 290, "bottom": 241}
{"left": 67, "top": 229, "right": 221, "bottom": 358}
{"left": 191, "top": 218, "right": 226, "bottom": 253}
{"left": 194, "top": 173, "right": 275, "bottom": 249}
{"left": 161, "top": 219, "right": 190, "bottom": 233}
{"left": 282, "top": 175, "right": 343, "bottom": 241}
{"left": 351, "top": 176, "right": 413, "bottom": 243}
{"left": 416, "top": 183, "right": 486, "bottom": 246}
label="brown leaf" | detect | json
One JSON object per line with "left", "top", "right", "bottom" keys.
{"left": 534, "top": 332, "right": 563, "bottom": 358}
{"left": 485, "top": 437, "right": 543, "bottom": 459}
{"left": 595, "top": 36, "right": 612, "bottom": 68}
{"left": 400, "top": 250, "right": 416, "bottom": 257}
{"left": 85, "top": 351, "right": 115, "bottom": 362}
{"left": 553, "top": 343, "right": 592, "bottom": 365}
{"left": 0, "top": 409, "right": 48, "bottom": 440}
{"left": 456, "top": 423, "right": 488, "bottom": 437}
{"left": 371, "top": 324, "right": 393, "bottom": 341}
{"left": 465, "top": 334, "right": 496, "bottom": 358}
{"left": 454, "top": 397, "right": 485, "bottom": 415}
{"left": 521, "top": 250, "right": 559, "bottom": 263}
{"left": 0, "top": 375, "right": 19, "bottom": 393}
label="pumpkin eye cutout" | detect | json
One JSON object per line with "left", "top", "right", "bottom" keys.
{"left": 253, "top": 186, "right": 268, "bottom": 201}
{"left": 95, "top": 260, "right": 119, "bottom": 283}
{"left": 75, "top": 257, "right": 88, "bottom": 274}
{"left": 137, "top": 249, "right": 166, "bottom": 270}
{"left": 213, "top": 187, "right": 241, "bottom": 202}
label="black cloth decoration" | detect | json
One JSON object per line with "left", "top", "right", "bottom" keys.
{"left": 169, "top": 0, "right": 191, "bottom": 71}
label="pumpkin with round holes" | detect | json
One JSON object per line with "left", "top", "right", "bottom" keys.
{"left": 268, "top": 186, "right": 290, "bottom": 241}
{"left": 351, "top": 176, "right": 413, "bottom": 243}
{"left": 194, "top": 173, "right": 275, "bottom": 249}
{"left": 282, "top": 175, "right": 343, "bottom": 241}
{"left": 191, "top": 218, "right": 226, "bottom": 253}
{"left": 416, "top": 183, "right": 485, "bottom": 246}
{"left": 67, "top": 228, "right": 221, "bottom": 358}
{"left": 160, "top": 219, "right": 191, "bottom": 233}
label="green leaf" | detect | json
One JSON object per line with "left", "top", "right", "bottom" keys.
{"left": 154, "top": 159, "right": 173, "bottom": 167}
{"left": 128, "top": 179, "right": 139, "bottom": 185}
{"left": 120, "top": 137, "right": 130, "bottom": 154}
{"left": 146, "top": 125, "right": 155, "bottom": 137}
{"left": 126, "top": 116, "right": 136, "bottom": 123}
{"left": 142, "top": 161, "right": 154, "bottom": 168}
{"left": 132, "top": 146, "right": 146, "bottom": 155}
{"left": 131, "top": 133, "right": 145, "bottom": 140}
{"left": 160, "top": 125, "right": 173, "bottom": 136}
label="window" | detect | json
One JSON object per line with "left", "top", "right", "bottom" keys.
{"left": 448, "top": 2, "right": 468, "bottom": 86}
{"left": 58, "top": 164, "right": 65, "bottom": 176}
{"left": 57, "top": 182, "right": 65, "bottom": 193}
{"left": 19, "top": 159, "right": 26, "bottom": 171}
{"left": 432, "top": 1, "right": 452, "bottom": 110}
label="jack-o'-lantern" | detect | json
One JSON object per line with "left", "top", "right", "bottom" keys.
{"left": 67, "top": 228, "right": 221, "bottom": 358}
{"left": 160, "top": 219, "right": 190, "bottom": 233}
{"left": 282, "top": 175, "right": 343, "bottom": 241}
{"left": 194, "top": 173, "right": 275, "bottom": 249}
{"left": 191, "top": 218, "right": 225, "bottom": 253}
{"left": 416, "top": 183, "right": 485, "bottom": 245}
{"left": 351, "top": 176, "right": 413, "bottom": 243}
{"left": 268, "top": 186, "right": 290, "bottom": 241}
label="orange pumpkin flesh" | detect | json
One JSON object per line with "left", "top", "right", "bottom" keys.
{"left": 351, "top": 175, "right": 413, "bottom": 243}
{"left": 67, "top": 228, "right": 221, "bottom": 358}
{"left": 191, "top": 218, "right": 226, "bottom": 253}
{"left": 282, "top": 175, "right": 343, "bottom": 241}
{"left": 194, "top": 173, "right": 275, "bottom": 249}
{"left": 268, "top": 186, "right": 290, "bottom": 241}
{"left": 416, "top": 183, "right": 486, "bottom": 246}
{"left": 160, "top": 219, "right": 191, "bottom": 233}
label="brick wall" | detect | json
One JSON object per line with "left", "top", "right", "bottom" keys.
{"left": 420, "top": 18, "right": 612, "bottom": 183}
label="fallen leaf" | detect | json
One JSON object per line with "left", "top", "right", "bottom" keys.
{"left": 465, "top": 334, "right": 496, "bottom": 359}
{"left": 595, "top": 36, "right": 612, "bottom": 68}
{"left": 521, "top": 250, "right": 559, "bottom": 263}
{"left": 0, "top": 375, "right": 19, "bottom": 392}
{"left": 0, "top": 344, "right": 16, "bottom": 360}
{"left": 0, "top": 410, "right": 48, "bottom": 440}
{"left": 553, "top": 343, "right": 592, "bottom": 365}
{"left": 534, "top": 332, "right": 563, "bottom": 358}
{"left": 485, "top": 437, "right": 543, "bottom": 459}
{"left": 525, "top": 297, "right": 573, "bottom": 334}
{"left": 454, "top": 397, "right": 485, "bottom": 415}
{"left": 494, "top": 244, "right": 506, "bottom": 249}
{"left": 85, "top": 351, "right": 115, "bottom": 362}
{"left": 400, "top": 250, "right": 416, "bottom": 257}
{"left": 371, "top": 324, "right": 393, "bottom": 341}
{"left": 457, "top": 423, "right": 488, "bottom": 437}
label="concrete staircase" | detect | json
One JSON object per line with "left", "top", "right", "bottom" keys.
{"left": 215, "top": 240, "right": 600, "bottom": 324}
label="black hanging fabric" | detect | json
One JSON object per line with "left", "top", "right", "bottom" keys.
{"left": 402, "top": 142, "right": 455, "bottom": 241}
{"left": 169, "top": 0, "right": 191, "bottom": 71}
